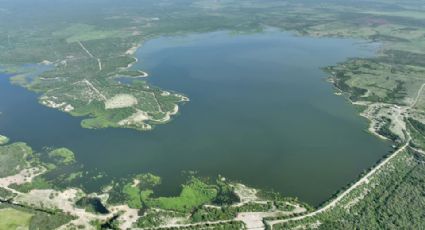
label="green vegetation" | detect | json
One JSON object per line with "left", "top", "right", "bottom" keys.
{"left": 118, "top": 70, "right": 148, "bottom": 77}
{"left": 191, "top": 202, "right": 271, "bottom": 223}
{"left": 0, "top": 203, "right": 74, "bottom": 230}
{"left": 407, "top": 118, "right": 425, "bottom": 149}
{"left": 157, "top": 221, "right": 246, "bottom": 230}
{"left": 0, "top": 187, "right": 16, "bottom": 201}
{"left": 48, "top": 148, "right": 76, "bottom": 165}
{"left": 121, "top": 173, "right": 162, "bottom": 209}
{"left": 136, "top": 207, "right": 247, "bottom": 229}
{"left": 122, "top": 182, "right": 143, "bottom": 209}
{"left": 0, "top": 141, "right": 86, "bottom": 193}
{"left": 212, "top": 178, "right": 240, "bottom": 206}
{"left": 9, "top": 176, "right": 52, "bottom": 193}
{"left": 144, "top": 178, "right": 217, "bottom": 212}
{"left": 135, "top": 173, "right": 162, "bottom": 188}
{"left": 29, "top": 211, "right": 75, "bottom": 230}
{"left": 120, "top": 174, "right": 217, "bottom": 212}
{"left": 258, "top": 190, "right": 313, "bottom": 212}
{"left": 274, "top": 201, "right": 296, "bottom": 212}
{"left": 327, "top": 59, "right": 422, "bottom": 105}
{"left": 377, "top": 117, "right": 401, "bottom": 142}
{"left": 136, "top": 209, "right": 187, "bottom": 228}
{"left": 0, "top": 140, "right": 81, "bottom": 229}
{"left": 131, "top": 174, "right": 307, "bottom": 227}
{"left": 0, "top": 142, "right": 32, "bottom": 177}
{"left": 0, "top": 208, "right": 33, "bottom": 230}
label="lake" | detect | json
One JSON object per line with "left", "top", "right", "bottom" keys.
{"left": 0, "top": 30, "right": 391, "bottom": 206}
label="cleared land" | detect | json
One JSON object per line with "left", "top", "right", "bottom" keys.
{"left": 0, "top": 208, "right": 32, "bottom": 230}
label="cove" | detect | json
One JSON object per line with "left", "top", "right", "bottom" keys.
{"left": 0, "top": 30, "right": 391, "bottom": 206}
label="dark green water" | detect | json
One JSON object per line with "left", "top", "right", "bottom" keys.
{"left": 0, "top": 31, "right": 391, "bottom": 206}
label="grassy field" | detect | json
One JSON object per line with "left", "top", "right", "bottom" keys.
{"left": 0, "top": 208, "right": 32, "bottom": 230}
{"left": 0, "top": 203, "right": 75, "bottom": 230}
{"left": 120, "top": 175, "right": 218, "bottom": 212}
{"left": 144, "top": 178, "right": 218, "bottom": 212}
{"left": 48, "top": 148, "right": 75, "bottom": 165}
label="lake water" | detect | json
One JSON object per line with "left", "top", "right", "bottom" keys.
{"left": 0, "top": 30, "right": 391, "bottom": 206}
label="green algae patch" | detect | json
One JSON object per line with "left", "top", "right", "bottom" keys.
{"left": 120, "top": 174, "right": 217, "bottom": 212}
{"left": 145, "top": 178, "right": 218, "bottom": 212}
{"left": 48, "top": 148, "right": 76, "bottom": 165}
{"left": 122, "top": 173, "right": 161, "bottom": 209}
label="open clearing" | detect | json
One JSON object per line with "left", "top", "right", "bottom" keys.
{"left": 0, "top": 208, "right": 32, "bottom": 230}
{"left": 105, "top": 94, "right": 138, "bottom": 109}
